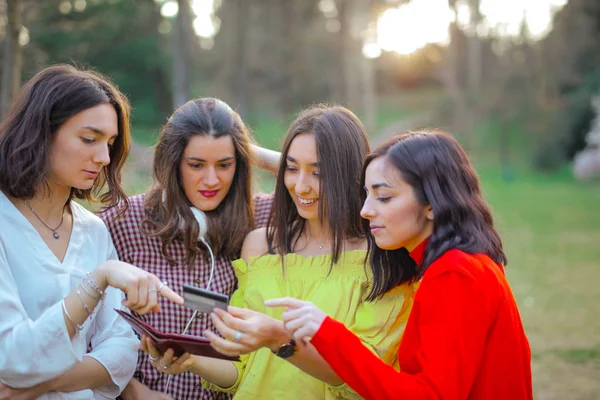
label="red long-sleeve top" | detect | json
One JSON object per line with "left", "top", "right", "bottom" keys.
{"left": 311, "top": 241, "right": 532, "bottom": 400}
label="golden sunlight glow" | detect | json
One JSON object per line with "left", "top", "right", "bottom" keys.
{"left": 193, "top": 14, "right": 217, "bottom": 38}
{"left": 479, "top": 0, "right": 568, "bottom": 39}
{"left": 191, "top": 0, "right": 214, "bottom": 16}
{"left": 192, "top": 0, "right": 219, "bottom": 38}
{"left": 160, "top": 1, "right": 178, "bottom": 18}
{"left": 374, "top": 0, "right": 568, "bottom": 57}
{"left": 362, "top": 42, "right": 382, "bottom": 59}
{"left": 377, "top": 0, "right": 453, "bottom": 55}
{"left": 159, "top": 0, "right": 220, "bottom": 39}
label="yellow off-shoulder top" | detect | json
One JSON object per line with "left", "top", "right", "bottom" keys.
{"left": 203, "top": 250, "right": 417, "bottom": 400}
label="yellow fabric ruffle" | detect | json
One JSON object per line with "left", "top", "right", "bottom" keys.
{"left": 203, "top": 250, "right": 416, "bottom": 400}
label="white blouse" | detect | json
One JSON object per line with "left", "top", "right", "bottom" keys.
{"left": 0, "top": 192, "right": 139, "bottom": 399}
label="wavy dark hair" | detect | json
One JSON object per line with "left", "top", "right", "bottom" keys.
{"left": 0, "top": 64, "right": 131, "bottom": 207}
{"left": 364, "top": 130, "right": 507, "bottom": 300}
{"left": 142, "top": 98, "right": 255, "bottom": 267}
{"left": 267, "top": 104, "right": 370, "bottom": 266}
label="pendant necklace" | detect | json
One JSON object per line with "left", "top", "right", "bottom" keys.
{"left": 24, "top": 199, "right": 66, "bottom": 240}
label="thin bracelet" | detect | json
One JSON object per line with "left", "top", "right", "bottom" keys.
{"left": 75, "top": 286, "right": 92, "bottom": 314}
{"left": 85, "top": 272, "right": 104, "bottom": 297}
{"left": 62, "top": 298, "right": 84, "bottom": 336}
{"left": 81, "top": 279, "right": 101, "bottom": 300}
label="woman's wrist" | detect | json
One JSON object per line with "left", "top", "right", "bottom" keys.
{"left": 44, "top": 371, "right": 67, "bottom": 393}
{"left": 120, "top": 378, "right": 146, "bottom": 400}
{"left": 91, "top": 262, "right": 110, "bottom": 291}
{"left": 188, "top": 355, "right": 204, "bottom": 377}
{"left": 266, "top": 320, "right": 292, "bottom": 352}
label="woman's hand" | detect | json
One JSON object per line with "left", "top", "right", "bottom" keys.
{"left": 264, "top": 298, "right": 327, "bottom": 345}
{"left": 203, "top": 307, "right": 289, "bottom": 357}
{"left": 120, "top": 378, "right": 175, "bottom": 400}
{"left": 93, "top": 260, "right": 184, "bottom": 315}
{"left": 140, "top": 336, "right": 195, "bottom": 375}
{"left": 0, "top": 382, "right": 43, "bottom": 400}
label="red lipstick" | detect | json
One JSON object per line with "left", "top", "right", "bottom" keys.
{"left": 199, "top": 190, "right": 219, "bottom": 198}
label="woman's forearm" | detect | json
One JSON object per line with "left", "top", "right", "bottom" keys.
{"left": 22, "top": 356, "right": 114, "bottom": 398}
{"left": 0, "top": 357, "right": 113, "bottom": 398}
{"left": 45, "top": 356, "right": 113, "bottom": 393}
{"left": 263, "top": 319, "right": 342, "bottom": 386}
{"left": 251, "top": 144, "right": 281, "bottom": 174}
{"left": 189, "top": 356, "right": 239, "bottom": 388}
{"left": 287, "top": 344, "right": 343, "bottom": 386}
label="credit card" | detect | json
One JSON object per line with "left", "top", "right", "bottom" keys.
{"left": 182, "top": 284, "right": 229, "bottom": 314}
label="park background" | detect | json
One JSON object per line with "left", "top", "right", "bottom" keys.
{"left": 1, "top": 0, "right": 599, "bottom": 398}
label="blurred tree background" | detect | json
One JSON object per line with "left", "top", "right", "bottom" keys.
{"left": 1, "top": 0, "right": 599, "bottom": 398}
{"left": 2, "top": 0, "right": 599, "bottom": 173}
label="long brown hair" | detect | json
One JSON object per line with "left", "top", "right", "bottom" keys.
{"left": 142, "top": 98, "right": 255, "bottom": 267}
{"left": 363, "top": 130, "right": 507, "bottom": 300}
{"left": 266, "top": 104, "right": 370, "bottom": 267}
{"left": 0, "top": 64, "right": 131, "bottom": 208}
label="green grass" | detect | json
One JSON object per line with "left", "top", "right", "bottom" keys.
{"left": 370, "top": 107, "right": 418, "bottom": 132}
{"left": 554, "top": 349, "right": 600, "bottom": 364}
{"left": 478, "top": 164, "right": 600, "bottom": 399}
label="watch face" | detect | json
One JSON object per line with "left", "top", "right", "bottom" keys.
{"left": 278, "top": 344, "right": 296, "bottom": 359}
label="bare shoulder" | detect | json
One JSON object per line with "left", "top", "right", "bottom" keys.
{"left": 241, "top": 227, "right": 269, "bottom": 263}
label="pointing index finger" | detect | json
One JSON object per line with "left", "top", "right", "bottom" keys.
{"left": 160, "top": 285, "right": 184, "bottom": 306}
{"left": 264, "top": 297, "right": 305, "bottom": 309}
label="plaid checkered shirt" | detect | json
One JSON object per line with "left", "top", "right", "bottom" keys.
{"left": 99, "top": 192, "right": 273, "bottom": 400}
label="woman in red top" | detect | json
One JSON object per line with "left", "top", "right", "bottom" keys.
{"left": 267, "top": 130, "right": 533, "bottom": 400}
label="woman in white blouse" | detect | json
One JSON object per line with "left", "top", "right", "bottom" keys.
{"left": 0, "top": 65, "right": 184, "bottom": 400}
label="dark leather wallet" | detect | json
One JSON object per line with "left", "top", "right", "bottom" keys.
{"left": 115, "top": 309, "right": 239, "bottom": 361}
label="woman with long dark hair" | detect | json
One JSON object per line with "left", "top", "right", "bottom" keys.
{"left": 268, "top": 130, "right": 533, "bottom": 400}
{"left": 142, "top": 105, "right": 416, "bottom": 399}
{"left": 0, "top": 65, "right": 183, "bottom": 400}
{"left": 99, "top": 97, "right": 278, "bottom": 400}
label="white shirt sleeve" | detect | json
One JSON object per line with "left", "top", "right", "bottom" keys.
{"left": 0, "top": 244, "right": 80, "bottom": 388}
{"left": 85, "top": 287, "right": 139, "bottom": 398}
{"left": 84, "top": 245, "right": 139, "bottom": 398}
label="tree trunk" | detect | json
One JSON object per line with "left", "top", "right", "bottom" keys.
{"left": 437, "top": 15, "right": 470, "bottom": 138}
{"left": 438, "top": 21, "right": 461, "bottom": 102}
{"left": 1, "top": 0, "right": 23, "bottom": 120}
{"left": 467, "top": 0, "right": 482, "bottom": 93}
{"left": 234, "top": 0, "right": 249, "bottom": 118}
{"left": 334, "top": 0, "right": 348, "bottom": 104}
{"left": 358, "top": 0, "right": 377, "bottom": 135}
{"left": 361, "top": 55, "right": 377, "bottom": 136}
{"left": 172, "top": 0, "right": 192, "bottom": 109}
{"left": 144, "top": 0, "right": 172, "bottom": 120}
{"left": 281, "top": 0, "right": 298, "bottom": 115}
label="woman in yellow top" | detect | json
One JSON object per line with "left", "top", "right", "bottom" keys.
{"left": 143, "top": 105, "right": 418, "bottom": 399}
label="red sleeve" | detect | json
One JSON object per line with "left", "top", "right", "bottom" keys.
{"left": 311, "top": 269, "right": 494, "bottom": 400}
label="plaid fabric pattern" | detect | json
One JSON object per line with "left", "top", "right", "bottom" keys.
{"left": 100, "top": 192, "right": 273, "bottom": 400}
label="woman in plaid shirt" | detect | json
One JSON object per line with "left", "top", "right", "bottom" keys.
{"left": 99, "top": 98, "right": 279, "bottom": 400}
